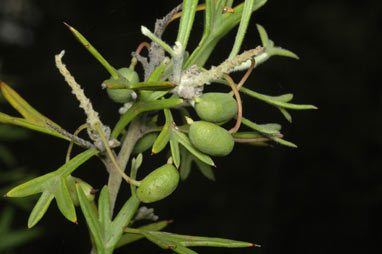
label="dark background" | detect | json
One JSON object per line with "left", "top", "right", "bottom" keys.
{"left": 0, "top": 0, "right": 380, "bottom": 253}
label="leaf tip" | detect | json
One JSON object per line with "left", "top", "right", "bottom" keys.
{"left": 63, "top": 22, "right": 75, "bottom": 32}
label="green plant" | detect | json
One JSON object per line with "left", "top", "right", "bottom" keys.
{"left": 0, "top": 1, "right": 316, "bottom": 253}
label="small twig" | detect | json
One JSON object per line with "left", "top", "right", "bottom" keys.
{"left": 136, "top": 41, "right": 151, "bottom": 55}
{"left": 236, "top": 57, "right": 255, "bottom": 91}
{"left": 95, "top": 123, "right": 141, "bottom": 187}
{"left": 66, "top": 123, "right": 90, "bottom": 162}
{"left": 234, "top": 138, "right": 270, "bottom": 143}
{"left": 45, "top": 121, "right": 95, "bottom": 150}
{"left": 154, "top": 3, "right": 183, "bottom": 37}
{"left": 224, "top": 74, "right": 242, "bottom": 134}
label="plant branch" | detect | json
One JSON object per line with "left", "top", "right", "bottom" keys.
{"left": 106, "top": 117, "right": 146, "bottom": 215}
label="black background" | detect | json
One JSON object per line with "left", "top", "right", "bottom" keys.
{"left": 0, "top": 0, "right": 381, "bottom": 253}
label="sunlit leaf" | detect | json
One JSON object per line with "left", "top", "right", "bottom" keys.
{"left": 28, "top": 191, "right": 54, "bottom": 228}
{"left": 55, "top": 178, "right": 77, "bottom": 223}
{"left": 170, "top": 138, "right": 180, "bottom": 168}
{"left": 76, "top": 184, "right": 103, "bottom": 250}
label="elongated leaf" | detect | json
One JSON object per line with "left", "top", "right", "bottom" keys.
{"left": 76, "top": 184, "right": 104, "bottom": 250}
{"left": 152, "top": 109, "right": 172, "bottom": 154}
{"left": 28, "top": 191, "right": 54, "bottom": 228}
{"left": 5, "top": 172, "right": 56, "bottom": 197}
{"left": 269, "top": 136, "right": 297, "bottom": 148}
{"left": 132, "top": 229, "right": 258, "bottom": 253}
{"left": 54, "top": 178, "right": 76, "bottom": 223}
{"left": 229, "top": 0, "right": 256, "bottom": 59}
{"left": 240, "top": 117, "right": 280, "bottom": 134}
{"left": 64, "top": 23, "right": 118, "bottom": 78}
{"left": 170, "top": 138, "right": 181, "bottom": 168}
{"left": 111, "top": 98, "right": 183, "bottom": 139}
{"left": 240, "top": 87, "right": 317, "bottom": 110}
{"left": 278, "top": 107, "right": 292, "bottom": 122}
{"left": 109, "top": 195, "right": 140, "bottom": 248}
{"left": 256, "top": 23, "right": 269, "bottom": 47}
{"left": 98, "top": 186, "right": 111, "bottom": 236}
{"left": 270, "top": 46, "right": 299, "bottom": 59}
{"left": 106, "top": 81, "right": 175, "bottom": 91}
{"left": 194, "top": 159, "right": 215, "bottom": 181}
{"left": 141, "top": 231, "right": 177, "bottom": 249}
{"left": 0, "top": 112, "right": 70, "bottom": 141}
{"left": 0, "top": 82, "right": 56, "bottom": 125}
{"left": 116, "top": 220, "right": 171, "bottom": 248}
{"left": 179, "top": 147, "right": 192, "bottom": 180}
{"left": 173, "top": 130, "right": 215, "bottom": 167}
{"left": 56, "top": 149, "right": 99, "bottom": 176}
{"left": 177, "top": 0, "right": 198, "bottom": 50}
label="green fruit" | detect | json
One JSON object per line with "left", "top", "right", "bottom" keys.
{"left": 133, "top": 132, "right": 158, "bottom": 154}
{"left": 194, "top": 92, "right": 237, "bottom": 122}
{"left": 66, "top": 175, "right": 95, "bottom": 206}
{"left": 137, "top": 164, "right": 179, "bottom": 203}
{"left": 189, "top": 121, "right": 234, "bottom": 157}
{"left": 107, "top": 67, "right": 139, "bottom": 103}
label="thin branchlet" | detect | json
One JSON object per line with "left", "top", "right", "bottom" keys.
{"left": 143, "top": 3, "right": 183, "bottom": 80}
{"left": 45, "top": 121, "right": 95, "bottom": 149}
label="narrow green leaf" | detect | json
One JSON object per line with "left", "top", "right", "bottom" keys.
{"left": 28, "top": 191, "right": 54, "bottom": 228}
{"left": 141, "top": 26, "right": 175, "bottom": 56}
{"left": 278, "top": 107, "right": 292, "bottom": 123}
{"left": 0, "top": 113, "right": 70, "bottom": 142}
{"left": 233, "top": 132, "right": 264, "bottom": 139}
{"left": 57, "top": 149, "right": 99, "bottom": 176}
{"left": 271, "top": 93, "right": 294, "bottom": 102}
{"left": 98, "top": 186, "right": 111, "bottom": 235}
{"left": 109, "top": 195, "right": 140, "bottom": 248}
{"left": 240, "top": 117, "right": 280, "bottom": 134}
{"left": 5, "top": 172, "right": 56, "bottom": 197}
{"left": 270, "top": 136, "right": 297, "bottom": 148}
{"left": 116, "top": 220, "right": 171, "bottom": 248}
{"left": 141, "top": 231, "right": 177, "bottom": 249}
{"left": 177, "top": 0, "right": 199, "bottom": 50}
{"left": 170, "top": 138, "right": 181, "bottom": 168}
{"left": 194, "top": 159, "right": 215, "bottom": 181}
{"left": 54, "top": 178, "right": 77, "bottom": 223}
{"left": 270, "top": 47, "right": 299, "bottom": 59}
{"left": 179, "top": 147, "right": 192, "bottom": 180}
{"left": 64, "top": 23, "right": 118, "bottom": 79}
{"left": 76, "top": 184, "right": 103, "bottom": 250}
{"left": 152, "top": 109, "right": 172, "bottom": 154}
{"left": 0, "top": 82, "right": 58, "bottom": 126}
{"left": 156, "top": 232, "right": 256, "bottom": 248}
{"left": 105, "top": 81, "right": 175, "bottom": 91}
{"left": 173, "top": 130, "right": 215, "bottom": 167}
{"left": 240, "top": 87, "right": 317, "bottom": 110}
{"left": 256, "top": 23, "right": 269, "bottom": 47}
{"left": 148, "top": 62, "right": 167, "bottom": 82}
{"left": 229, "top": 0, "right": 256, "bottom": 59}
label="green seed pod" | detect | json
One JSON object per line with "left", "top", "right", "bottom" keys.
{"left": 133, "top": 132, "right": 158, "bottom": 154}
{"left": 107, "top": 67, "right": 139, "bottom": 103}
{"left": 194, "top": 92, "right": 237, "bottom": 122}
{"left": 136, "top": 164, "right": 179, "bottom": 203}
{"left": 189, "top": 121, "right": 234, "bottom": 157}
{"left": 66, "top": 175, "right": 95, "bottom": 206}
